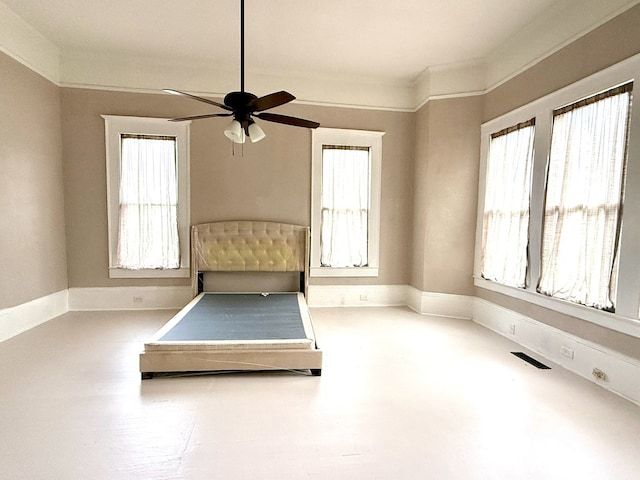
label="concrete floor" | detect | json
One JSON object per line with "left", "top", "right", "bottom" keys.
{"left": 1, "top": 306, "right": 639, "bottom": 479}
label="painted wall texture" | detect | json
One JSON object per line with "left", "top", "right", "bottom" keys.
{"left": 0, "top": 53, "right": 67, "bottom": 308}
{"left": 411, "top": 96, "right": 483, "bottom": 295}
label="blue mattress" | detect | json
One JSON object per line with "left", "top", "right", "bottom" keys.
{"left": 158, "top": 293, "right": 308, "bottom": 342}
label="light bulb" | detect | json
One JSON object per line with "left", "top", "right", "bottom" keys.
{"left": 224, "top": 120, "right": 245, "bottom": 144}
{"left": 248, "top": 122, "right": 266, "bottom": 143}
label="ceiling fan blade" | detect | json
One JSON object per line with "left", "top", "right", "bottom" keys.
{"left": 168, "top": 113, "right": 234, "bottom": 122}
{"left": 163, "top": 89, "right": 233, "bottom": 112}
{"left": 255, "top": 112, "right": 320, "bottom": 129}
{"left": 248, "top": 91, "right": 296, "bottom": 112}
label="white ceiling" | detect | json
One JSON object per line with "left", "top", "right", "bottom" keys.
{"left": 1, "top": 0, "right": 637, "bottom": 108}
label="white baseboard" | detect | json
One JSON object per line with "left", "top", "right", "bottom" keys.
{"left": 473, "top": 297, "right": 640, "bottom": 406}
{"left": 307, "top": 285, "right": 475, "bottom": 320}
{"left": 3, "top": 286, "right": 638, "bottom": 406}
{"left": 0, "top": 290, "right": 68, "bottom": 343}
{"left": 407, "top": 286, "right": 474, "bottom": 319}
{"left": 68, "top": 286, "right": 192, "bottom": 311}
{"left": 307, "top": 284, "right": 407, "bottom": 308}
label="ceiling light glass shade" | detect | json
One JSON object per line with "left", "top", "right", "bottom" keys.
{"left": 224, "top": 120, "right": 245, "bottom": 144}
{"left": 248, "top": 122, "right": 266, "bottom": 143}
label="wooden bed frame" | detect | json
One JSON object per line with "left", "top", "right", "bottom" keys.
{"left": 139, "top": 221, "right": 322, "bottom": 378}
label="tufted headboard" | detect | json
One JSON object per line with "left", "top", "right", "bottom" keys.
{"left": 191, "top": 221, "right": 310, "bottom": 297}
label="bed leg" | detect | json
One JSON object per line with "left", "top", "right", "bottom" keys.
{"left": 310, "top": 369, "right": 322, "bottom": 376}
{"left": 197, "top": 272, "right": 204, "bottom": 294}
{"left": 141, "top": 372, "right": 154, "bottom": 380}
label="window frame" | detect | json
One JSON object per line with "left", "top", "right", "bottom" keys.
{"left": 474, "top": 53, "right": 640, "bottom": 338}
{"left": 102, "top": 115, "right": 191, "bottom": 278}
{"left": 310, "top": 127, "right": 384, "bottom": 277}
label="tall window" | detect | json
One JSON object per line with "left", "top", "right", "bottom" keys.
{"left": 311, "top": 128, "right": 384, "bottom": 277}
{"left": 320, "top": 146, "right": 370, "bottom": 268}
{"left": 538, "top": 83, "right": 632, "bottom": 310}
{"left": 116, "top": 135, "right": 179, "bottom": 270}
{"left": 481, "top": 119, "right": 535, "bottom": 288}
{"left": 103, "top": 116, "right": 190, "bottom": 278}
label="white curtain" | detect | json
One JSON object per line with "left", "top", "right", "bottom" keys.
{"left": 116, "top": 135, "right": 179, "bottom": 270}
{"left": 481, "top": 122, "right": 535, "bottom": 288}
{"left": 538, "top": 86, "right": 631, "bottom": 310}
{"left": 320, "top": 146, "right": 370, "bottom": 267}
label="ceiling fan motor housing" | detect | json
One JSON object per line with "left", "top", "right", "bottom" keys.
{"left": 224, "top": 91, "right": 257, "bottom": 112}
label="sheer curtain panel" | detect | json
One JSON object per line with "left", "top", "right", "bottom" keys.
{"left": 320, "top": 146, "right": 370, "bottom": 267}
{"left": 116, "top": 135, "right": 180, "bottom": 270}
{"left": 481, "top": 120, "right": 535, "bottom": 288}
{"left": 538, "top": 83, "right": 632, "bottom": 310}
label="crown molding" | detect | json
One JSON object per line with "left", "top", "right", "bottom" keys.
{"left": 59, "top": 52, "right": 417, "bottom": 111}
{"left": 413, "top": 0, "right": 640, "bottom": 110}
{"left": 412, "top": 61, "right": 487, "bottom": 110}
{"left": 1, "top": 0, "right": 638, "bottom": 111}
{"left": 484, "top": 0, "right": 640, "bottom": 92}
{"left": 0, "top": 1, "right": 59, "bottom": 83}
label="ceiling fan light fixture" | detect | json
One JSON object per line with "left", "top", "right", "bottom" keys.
{"left": 165, "top": 0, "right": 319, "bottom": 142}
{"left": 224, "top": 119, "right": 246, "bottom": 143}
{"left": 248, "top": 121, "right": 266, "bottom": 143}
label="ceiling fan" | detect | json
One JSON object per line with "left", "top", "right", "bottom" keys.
{"left": 164, "top": 0, "right": 319, "bottom": 144}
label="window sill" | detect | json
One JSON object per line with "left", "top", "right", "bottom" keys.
{"left": 474, "top": 276, "right": 640, "bottom": 339}
{"left": 310, "top": 267, "right": 379, "bottom": 278}
{"left": 109, "top": 267, "right": 190, "bottom": 279}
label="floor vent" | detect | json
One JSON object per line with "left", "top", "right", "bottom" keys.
{"left": 511, "top": 352, "right": 551, "bottom": 369}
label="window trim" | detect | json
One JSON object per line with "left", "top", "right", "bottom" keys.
{"left": 102, "top": 115, "right": 191, "bottom": 278}
{"left": 474, "top": 53, "right": 640, "bottom": 338}
{"left": 310, "top": 127, "right": 384, "bottom": 277}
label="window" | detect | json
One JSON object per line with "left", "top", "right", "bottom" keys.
{"left": 311, "top": 128, "right": 384, "bottom": 277}
{"left": 116, "top": 135, "right": 179, "bottom": 270}
{"left": 481, "top": 119, "right": 535, "bottom": 288}
{"left": 103, "top": 116, "right": 190, "bottom": 278}
{"left": 320, "top": 145, "right": 370, "bottom": 268}
{"left": 475, "top": 53, "right": 640, "bottom": 337}
{"left": 538, "top": 84, "right": 632, "bottom": 310}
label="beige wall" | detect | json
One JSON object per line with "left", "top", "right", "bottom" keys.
{"left": 411, "top": 103, "right": 429, "bottom": 289}
{"left": 477, "top": 4, "right": 640, "bottom": 359}
{"left": 0, "top": 53, "right": 67, "bottom": 308}
{"left": 60, "top": 89, "right": 415, "bottom": 288}
{"left": 411, "top": 96, "right": 483, "bottom": 295}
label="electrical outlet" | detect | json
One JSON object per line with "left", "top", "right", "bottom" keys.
{"left": 359, "top": 294, "right": 368, "bottom": 301}
{"left": 592, "top": 368, "right": 607, "bottom": 381}
{"left": 560, "top": 346, "right": 575, "bottom": 359}
{"left": 509, "top": 324, "right": 516, "bottom": 335}
{"left": 133, "top": 296, "right": 143, "bottom": 303}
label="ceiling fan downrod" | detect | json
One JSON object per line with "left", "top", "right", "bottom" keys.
{"left": 223, "top": 0, "right": 257, "bottom": 123}
{"left": 240, "top": 0, "right": 244, "bottom": 93}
